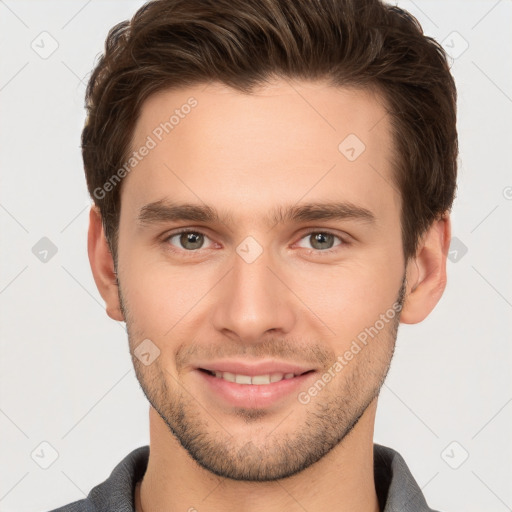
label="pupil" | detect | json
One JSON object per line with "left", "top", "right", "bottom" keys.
{"left": 181, "top": 232, "right": 203, "bottom": 250}
{"left": 311, "top": 232, "right": 333, "bottom": 250}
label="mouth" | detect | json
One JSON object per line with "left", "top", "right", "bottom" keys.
{"left": 194, "top": 366, "right": 318, "bottom": 409}
{"left": 197, "top": 367, "right": 315, "bottom": 385}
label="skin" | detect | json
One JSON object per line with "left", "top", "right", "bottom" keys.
{"left": 88, "top": 79, "right": 451, "bottom": 512}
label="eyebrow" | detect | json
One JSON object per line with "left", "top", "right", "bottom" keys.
{"left": 137, "top": 199, "right": 376, "bottom": 228}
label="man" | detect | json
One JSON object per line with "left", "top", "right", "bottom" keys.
{"left": 51, "top": 0, "right": 457, "bottom": 510}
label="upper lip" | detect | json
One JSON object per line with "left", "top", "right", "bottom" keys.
{"left": 195, "top": 360, "right": 316, "bottom": 376}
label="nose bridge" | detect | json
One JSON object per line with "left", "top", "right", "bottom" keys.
{"left": 211, "top": 238, "right": 296, "bottom": 342}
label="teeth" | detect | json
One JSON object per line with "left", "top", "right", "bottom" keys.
{"left": 252, "top": 374, "right": 271, "bottom": 385}
{"left": 208, "top": 370, "right": 299, "bottom": 385}
{"left": 235, "top": 374, "right": 252, "bottom": 384}
{"left": 222, "top": 371, "right": 236, "bottom": 383}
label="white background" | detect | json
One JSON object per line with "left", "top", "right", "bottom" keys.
{"left": 0, "top": 1, "right": 511, "bottom": 511}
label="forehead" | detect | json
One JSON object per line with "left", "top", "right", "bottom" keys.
{"left": 124, "top": 79, "right": 399, "bottom": 225}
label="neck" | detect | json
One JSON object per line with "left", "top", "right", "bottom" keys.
{"left": 136, "top": 400, "right": 380, "bottom": 512}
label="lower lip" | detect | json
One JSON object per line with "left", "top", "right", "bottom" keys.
{"left": 195, "top": 369, "right": 316, "bottom": 409}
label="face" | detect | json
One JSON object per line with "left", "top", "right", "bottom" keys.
{"left": 115, "top": 80, "right": 406, "bottom": 481}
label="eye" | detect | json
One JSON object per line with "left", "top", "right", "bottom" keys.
{"left": 165, "top": 230, "right": 214, "bottom": 251}
{"left": 162, "top": 228, "right": 347, "bottom": 257}
{"left": 296, "top": 231, "right": 345, "bottom": 253}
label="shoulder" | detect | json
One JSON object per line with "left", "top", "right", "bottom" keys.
{"left": 47, "top": 446, "right": 149, "bottom": 512}
{"left": 373, "top": 443, "right": 445, "bottom": 512}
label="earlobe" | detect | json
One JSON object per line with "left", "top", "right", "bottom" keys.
{"left": 400, "top": 214, "right": 451, "bottom": 324}
{"left": 87, "top": 205, "right": 124, "bottom": 322}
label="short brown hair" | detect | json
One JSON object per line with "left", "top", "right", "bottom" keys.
{"left": 82, "top": 0, "right": 457, "bottom": 265}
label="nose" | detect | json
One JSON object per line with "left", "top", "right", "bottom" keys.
{"left": 211, "top": 243, "right": 297, "bottom": 344}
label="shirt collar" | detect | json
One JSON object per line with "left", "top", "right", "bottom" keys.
{"left": 374, "top": 443, "right": 439, "bottom": 511}
{"left": 80, "top": 443, "right": 437, "bottom": 512}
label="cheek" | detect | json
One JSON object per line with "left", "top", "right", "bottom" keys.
{"left": 120, "top": 255, "right": 217, "bottom": 335}
{"left": 294, "top": 260, "right": 402, "bottom": 349}
{"left": 119, "top": 221, "right": 404, "bottom": 351}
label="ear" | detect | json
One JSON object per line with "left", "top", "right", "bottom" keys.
{"left": 400, "top": 213, "right": 451, "bottom": 324}
{"left": 87, "top": 205, "right": 124, "bottom": 322}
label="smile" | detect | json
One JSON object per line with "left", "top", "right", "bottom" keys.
{"left": 199, "top": 368, "right": 307, "bottom": 385}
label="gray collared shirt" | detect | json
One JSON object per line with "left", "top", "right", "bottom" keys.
{"left": 49, "top": 443, "right": 442, "bottom": 511}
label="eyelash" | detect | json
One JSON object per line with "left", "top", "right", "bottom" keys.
{"left": 162, "top": 228, "right": 349, "bottom": 258}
